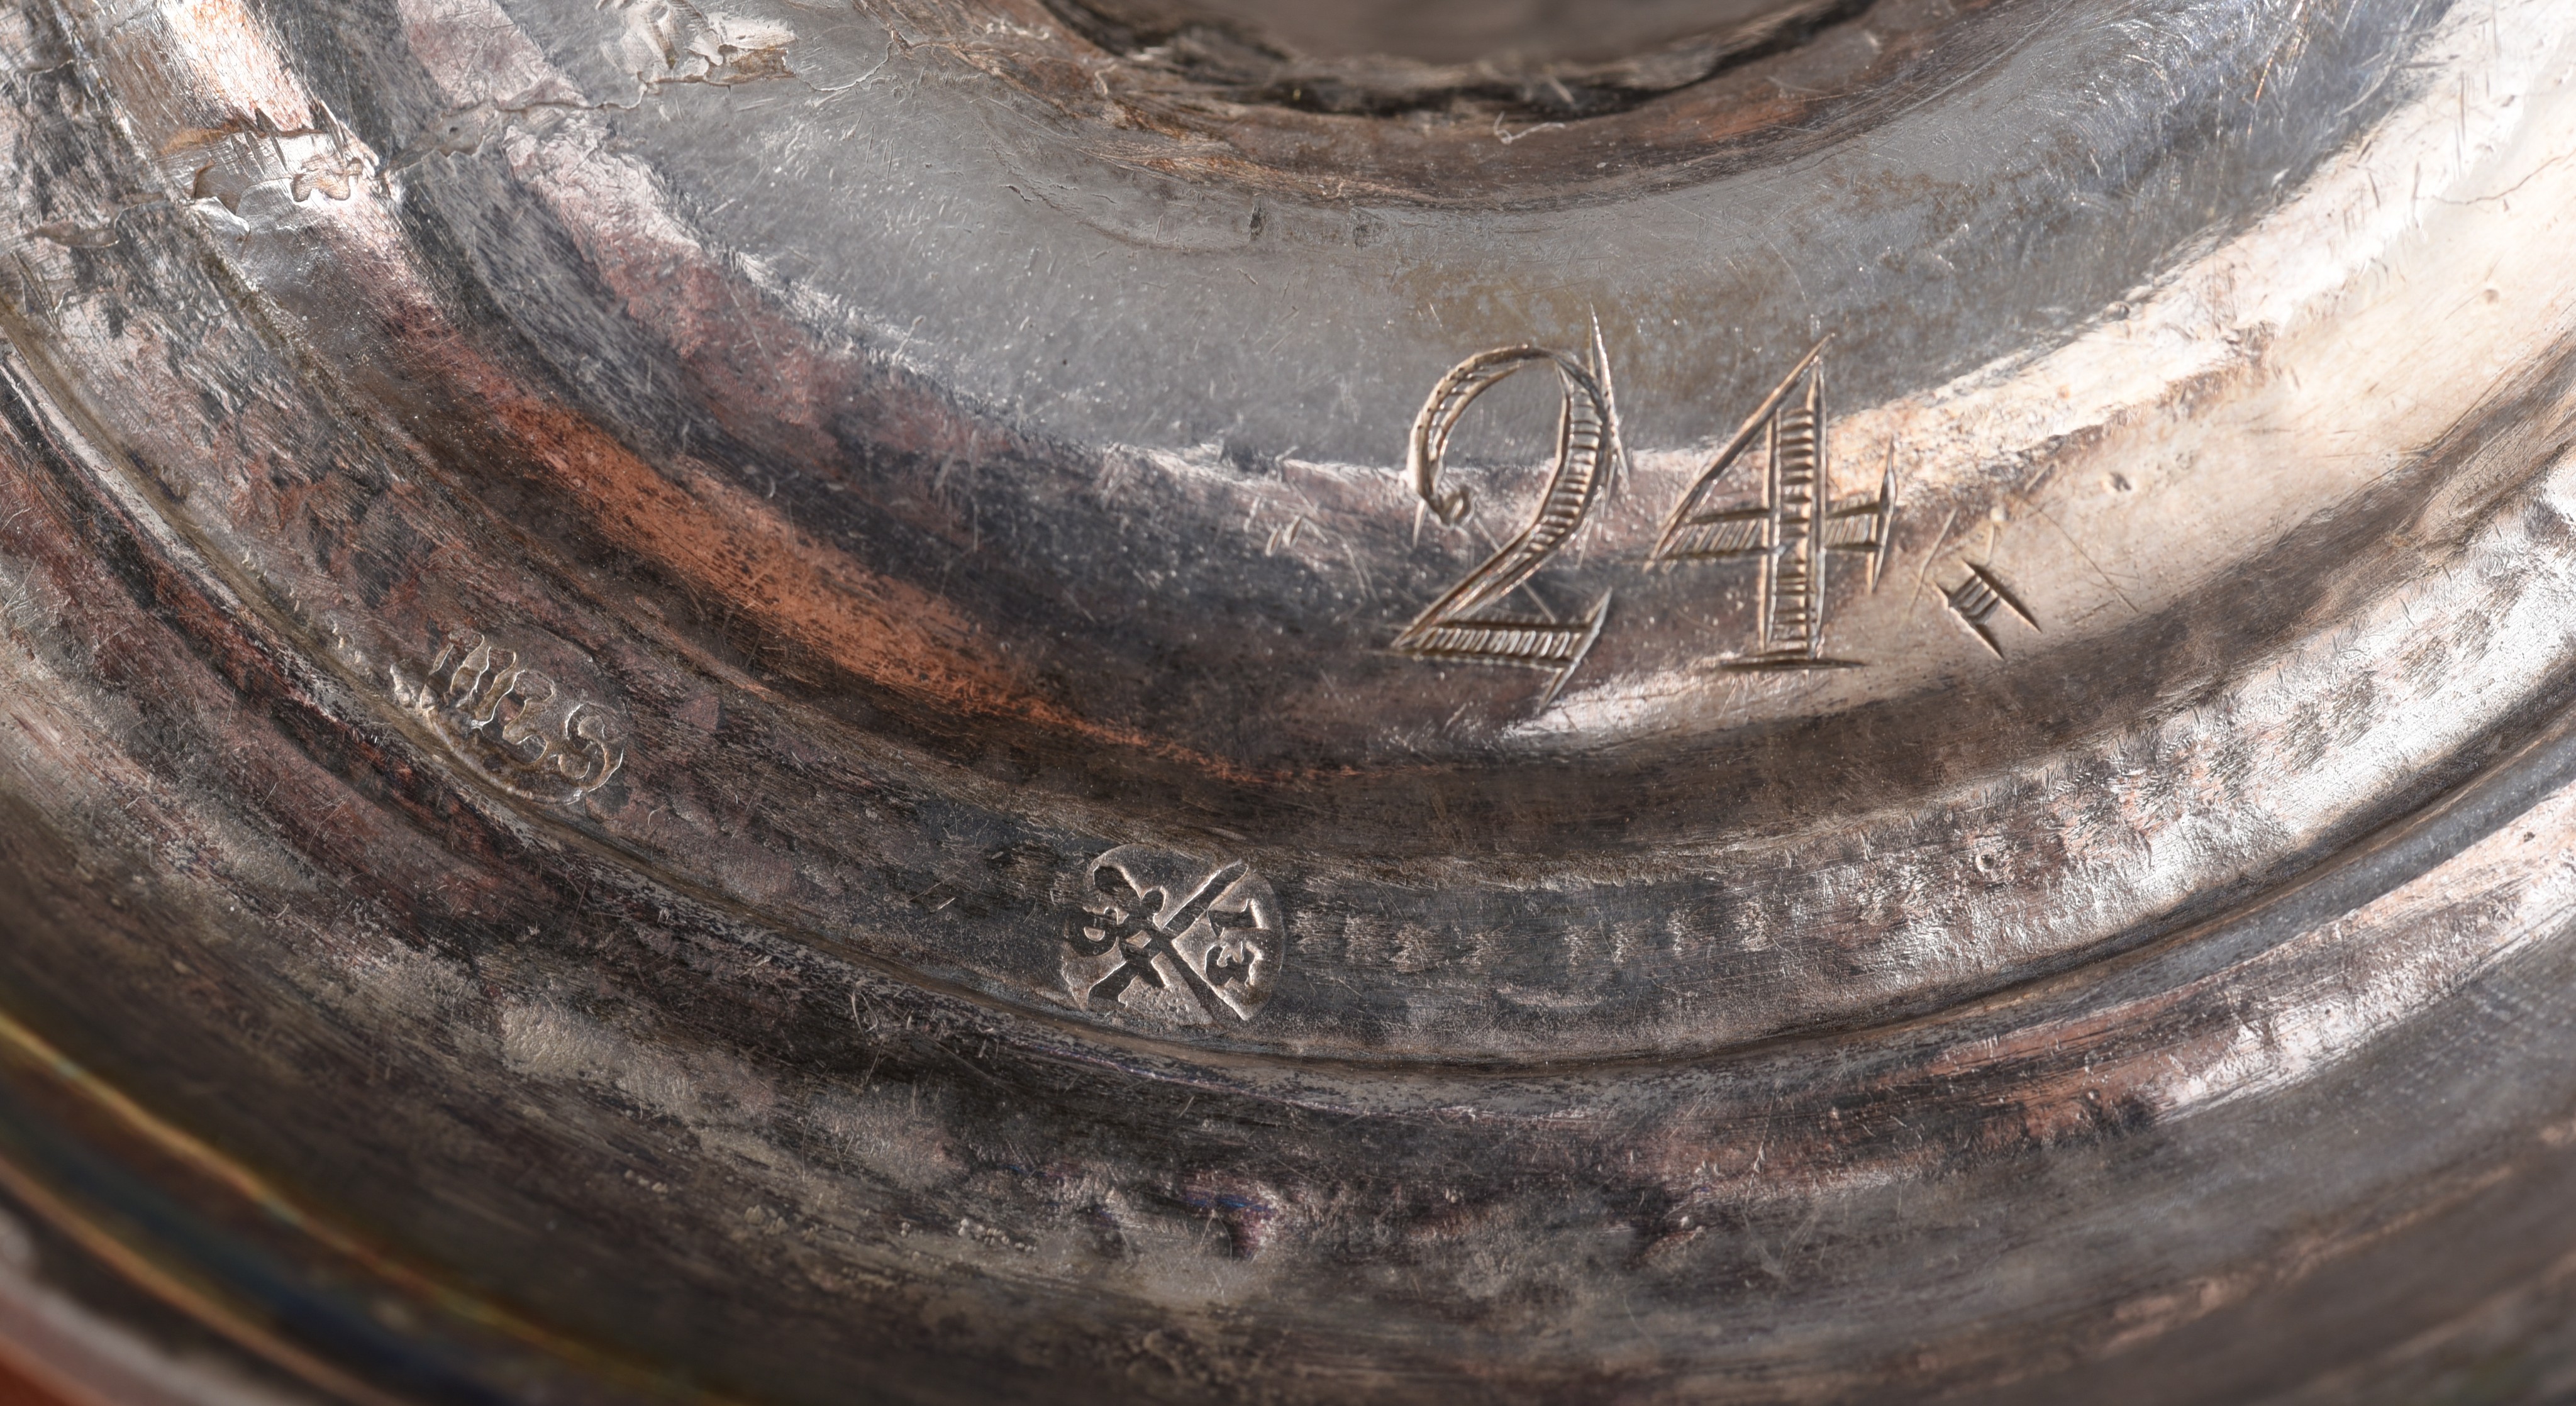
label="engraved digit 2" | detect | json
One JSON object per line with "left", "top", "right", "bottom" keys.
{"left": 1394, "top": 329, "right": 1621, "bottom": 708}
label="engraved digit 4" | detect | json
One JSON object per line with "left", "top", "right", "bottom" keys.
{"left": 1394, "top": 321, "right": 1624, "bottom": 708}
{"left": 1648, "top": 337, "right": 1896, "bottom": 671}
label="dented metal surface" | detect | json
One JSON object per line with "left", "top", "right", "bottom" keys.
{"left": 0, "top": 0, "right": 2574, "bottom": 1398}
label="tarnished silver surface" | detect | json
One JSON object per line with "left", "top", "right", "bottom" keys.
{"left": 0, "top": 0, "right": 2574, "bottom": 1398}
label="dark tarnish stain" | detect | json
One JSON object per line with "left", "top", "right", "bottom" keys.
{"left": 1178, "top": 1173, "right": 1282, "bottom": 1258}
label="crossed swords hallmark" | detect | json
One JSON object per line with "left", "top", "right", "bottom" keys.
{"left": 1060, "top": 846, "right": 1282, "bottom": 1026}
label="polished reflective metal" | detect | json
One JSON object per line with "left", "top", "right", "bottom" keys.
{"left": 1, "top": 0, "right": 2575, "bottom": 1398}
